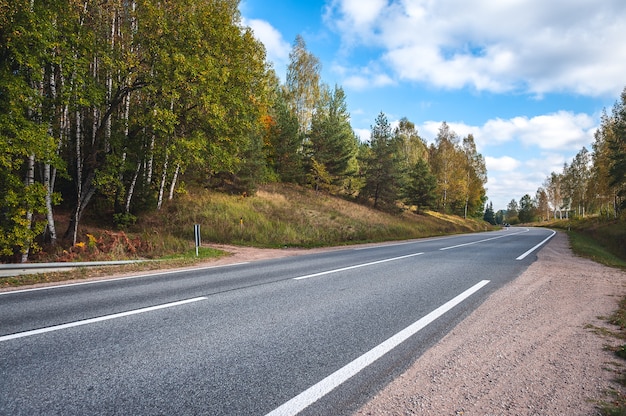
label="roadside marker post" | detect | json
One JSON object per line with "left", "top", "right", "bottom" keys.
{"left": 194, "top": 224, "right": 201, "bottom": 256}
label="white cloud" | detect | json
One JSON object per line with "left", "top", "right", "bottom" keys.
{"left": 487, "top": 152, "right": 569, "bottom": 208}
{"left": 353, "top": 128, "right": 371, "bottom": 142}
{"left": 326, "top": 0, "right": 626, "bottom": 96}
{"left": 244, "top": 18, "right": 291, "bottom": 69}
{"left": 336, "top": 0, "right": 387, "bottom": 27}
{"left": 418, "top": 111, "right": 596, "bottom": 152}
{"left": 343, "top": 73, "right": 394, "bottom": 90}
{"left": 510, "top": 112, "right": 596, "bottom": 150}
{"left": 525, "top": 153, "right": 569, "bottom": 180}
{"left": 486, "top": 156, "right": 521, "bottom": 172}
{"left": 486, "top": 171, "right": 541, "bottom": 209}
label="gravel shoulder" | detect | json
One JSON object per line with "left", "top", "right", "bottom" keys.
{"left": 356, "top": 231, "right": 626, "bottom": 415}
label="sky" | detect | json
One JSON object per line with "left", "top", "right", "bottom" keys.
{"left": 239, "top": 0, "right": 626, "bottom": 211}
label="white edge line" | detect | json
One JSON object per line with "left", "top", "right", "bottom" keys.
{"left": 440, "top": 228, "right": 529, "bottom": 251}
{"left": 0, "top": 262, "right": 249, "bottom": 296}
{"left": 265, "top": 280, "right": 491, "bottom": 416}
{"left": 352, "top": 233, "right": 496, "bottom": 251}
{"left": 0, "top": 297, "right": 208, "bottom": 342}
{"left": 352, "top": 241, "right": 422, "bottom": 250}
{"left": 293, "top": 253, "right": 423, "bottom": 280}
{"left": 516, "top": 230, "right": 556, "bottom": 260}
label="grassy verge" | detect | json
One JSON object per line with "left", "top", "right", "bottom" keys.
{"left": 599, "top": 295, "right": 626, "bottom": 416}
{"left": 140, "top": 183, "right": 491, "bottom": 250}
{"left": 568, "top": 230, "right": 626, "bottom": 269}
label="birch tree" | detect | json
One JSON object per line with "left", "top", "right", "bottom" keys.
{"left": 430, "top": 122, "right": 461, "bottom": 213}
{"left": 461, "top": 134, "right": 487, "bottom": 219}
{"left": 286, "top": 35, "right": 321, "bottom": 135}
{"left": 0, "top": 0, "right": 62, "bottom": 259}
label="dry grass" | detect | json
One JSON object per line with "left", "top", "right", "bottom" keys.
{"left": 136, "top": 183, "right": 492, "bottom": 250}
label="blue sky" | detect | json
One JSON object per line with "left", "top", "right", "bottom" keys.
{"left": 239, "top": 0, "right": 626, "bottom": 210}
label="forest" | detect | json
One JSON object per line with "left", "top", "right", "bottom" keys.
{"left": 483, "top": 88, "right": 626, "bottom": 226}
{"left": 3, "top": 0, "right": 493, "bottom": 262}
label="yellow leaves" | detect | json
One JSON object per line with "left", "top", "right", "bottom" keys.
{"left": 260, "top": 115, "right": 276, "bottom": 131}
{"left": 86, "top": 233, "right": 97, "bottom": 249}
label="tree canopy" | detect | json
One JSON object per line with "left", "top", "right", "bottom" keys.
{"left": 0, "top": 1, "right": 491, "bottom": 261}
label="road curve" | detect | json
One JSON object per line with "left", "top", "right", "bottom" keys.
{"left": 0, "top": 227, "right": 554, "bottom": 415}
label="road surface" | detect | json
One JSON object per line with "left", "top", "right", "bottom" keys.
{"left": 0, "top": 227, "right": 554, "bottom": 415}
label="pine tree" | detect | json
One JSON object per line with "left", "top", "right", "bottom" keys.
{"left": 483, "top": 202, "right": 496, "bottom": 225}
{"left": 608, "top": 87, "right": 626, "bottom": 211}
{"left": 266, "top": 88, "right": 303, "bottom": 183}
{"left": 518, "top": 194, "right": 535, "bottom": 223}
{"left": 360, "top": 112, "right": 402, "bottom": 209}
{"left": 307, "top": 85, "right": 358, "bottom": 190}
{"left": 401, "top": 158, "right": 437, "bottom": 213}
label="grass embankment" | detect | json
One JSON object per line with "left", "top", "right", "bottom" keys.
{"left": 2, "top": 183, "right": 491, "bottom": 288}
{"left": 140, "top": 183, "right": 489, "bottom": 250}
{"left": 549, "top": 217, "right": 626, "bottom": 414}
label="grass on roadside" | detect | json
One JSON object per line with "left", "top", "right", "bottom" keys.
{"left": 138, "top": 183, "right": 490, "bottom": 251}
{"left": 568, "top": 230, "right": 626, "bottom": 270}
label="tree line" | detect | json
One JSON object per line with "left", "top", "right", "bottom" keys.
{"left": 484, "top": 87, "right": 626, "bottom": 225}
{"left": 0, "top": 0, "right": 487, "bottom": 262}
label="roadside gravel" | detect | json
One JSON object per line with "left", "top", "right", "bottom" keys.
{"left": 355, "top": 231, "right": 626, "bottom": 415}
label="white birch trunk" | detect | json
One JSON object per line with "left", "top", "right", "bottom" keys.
{"left": 73, "top": 108, "right": 83, "bottom": 246}
{"left": 44, "top": 162, "right": 57, "bottom": 246}
{"left": 125, "top": 161, "right": 141, "bottom": 213}
{"left": 168, "top": 164, "right": 180, "bottom": 201}
{"left": 157, "top": 151, "right": 169, "bottom": 210}
{"left": 146, "top": 133, "right": 155, "bottom": 185}
{"left": 44, "top": 61, "right": 59, "bottom": 246}
{"left": 104, "top": 8, "right": 115, "bottom": 152}
{"left": 21, "top": 154, "right": 35, "bottom": 263}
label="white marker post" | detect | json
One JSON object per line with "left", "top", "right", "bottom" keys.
{"left": 194, "top": 224, "right": 201, "bottom": 256}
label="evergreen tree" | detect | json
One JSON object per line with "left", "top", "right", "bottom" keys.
{"left": 507, "top": 199, "right": 519, "bottom": 224}
{"left": 483, "top": 202, "right": 496, "bottom": 225}
{"left": 592, "top": 110, "right": 619, "bottom": 217}
{"left": 495, "top": 210, "right": 505, "bottom": 225}
{"left": 401, "top": 158, "right": 437, "bottom": 213}
{"left": 608, "top": 87, "right": 626, "bottom": 211}
{"left": 266, "top": 89, "right": 303, "bottom": 183}
{"left": 307, "top": 85, "right": 358, "bottom": 190}
{"left": 518, "top": 194, "right": 536, "bottom": 223}
{"left": 360, "top": 112, "right": 401, "bottom": 209}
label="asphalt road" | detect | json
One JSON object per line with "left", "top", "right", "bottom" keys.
{"left": 0, "top": 227, "right": 555, "bottom": 415}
